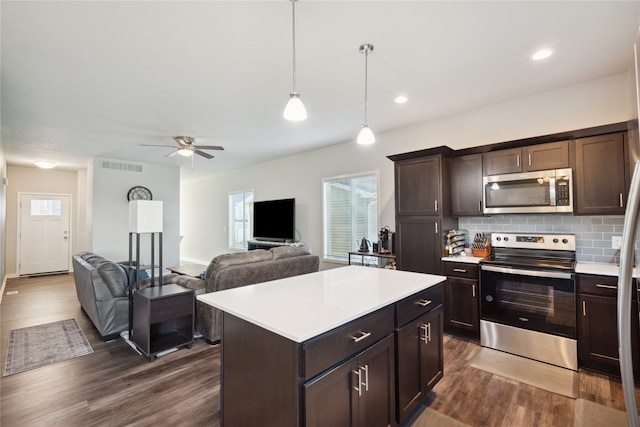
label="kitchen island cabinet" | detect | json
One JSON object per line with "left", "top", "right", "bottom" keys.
{"left": 198, "top": 266, "right": 446, "bottom": 427}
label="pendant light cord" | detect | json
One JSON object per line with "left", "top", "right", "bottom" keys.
{"left": 363, "top": 49, "right": 369, "bottom": 125}
{"left": 291, "top": 0, "right": 298, "bottom": 94}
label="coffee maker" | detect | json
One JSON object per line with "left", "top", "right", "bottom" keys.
{"left": 378, "top": 226, "right": 395, "bottom": 254}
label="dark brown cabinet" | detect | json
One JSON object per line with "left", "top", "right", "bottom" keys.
{"left": 305, "top": 334, "right": 396, "bottom": 427}
{"left": 483, "top": 141, "right": 569, "bottom": 175}
{"left": 577, "top": 274, "right": 640, "bottom": 377}
{"left": 443, "top": 262, "right": 479, "bottom": 340}
{"left": 390, "top": 150, "right": 457, "bottom": 276}
{"left": 132, "top": 284, "right": 194, "bottom": 361}
{"left": 573, "top": 132, "right": 627, "bottom": 215}
{"left": 395, "top": 284, "right": 444, "bottom": 425}
{"left": 450, "top": 154, "right": 483, "bottom": 217}
{"left": 395, "top": 216, "right": 442, "bottom": 275}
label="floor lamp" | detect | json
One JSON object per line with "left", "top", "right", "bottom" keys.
{"left": 128, "top": 200, "right": 163, "bottom": 340}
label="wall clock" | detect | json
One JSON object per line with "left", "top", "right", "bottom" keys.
{"left": 127, "top": 186, "right": 153, "bottom": 201}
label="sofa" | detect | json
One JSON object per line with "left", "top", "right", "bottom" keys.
{"left": 196, "top": 245, "right": 319, "bottom": 343}
{"left": 72, "top": 251, "right": 204, "bottom": 340}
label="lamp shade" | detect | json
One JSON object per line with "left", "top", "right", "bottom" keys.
{"left": 129, "top": 200, "right": 163, "bottom": 233}
{"left": 357, "top": 125, "right": 375, "bottom": 145}
{"left": 283, "top": 93, "right": 307, "bottom": 121}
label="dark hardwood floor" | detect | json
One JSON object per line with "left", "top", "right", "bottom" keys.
{"left": 1, "top": 273, "right": 638, "bottom": 426}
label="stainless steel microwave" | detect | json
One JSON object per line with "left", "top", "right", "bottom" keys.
{"left": 482, "top": 168, "right": 573, "bottom": 214}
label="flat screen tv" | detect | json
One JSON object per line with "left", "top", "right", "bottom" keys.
{"left": 253, "top": 198, "right": 296, "bottom": 242}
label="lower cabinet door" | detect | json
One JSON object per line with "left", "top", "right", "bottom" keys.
{"left": 304, "top": 358, "right": 356, "bottom": 427}
{"left": 304, "top": 334, "right": 395, "bottom": 427}
{"left": 444, "top": 277, "right": 479, "bottom": 338}
{"left": 396, "top": 307, "right": 444, "bottom": 424}
{"left": 578, "top": 293, "right": 640, "bottom": 376}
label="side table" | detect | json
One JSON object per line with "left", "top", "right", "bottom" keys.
{"left": 133, "top": 284, "right": 195, "bottom": 361}
{"left": 348, "top": 251, "right": 396, "bottom": 268}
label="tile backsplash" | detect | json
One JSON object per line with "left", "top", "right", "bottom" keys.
{"left": 458, "top": 215, "right": 627, "bottom": 264}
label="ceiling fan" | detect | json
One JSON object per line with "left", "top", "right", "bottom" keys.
{"left": 141, "top": 136, "right": 224, "bottom": 159}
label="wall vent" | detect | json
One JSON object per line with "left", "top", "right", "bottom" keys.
{"left": 101, "top": 160, "right": 143, "bottom": 173}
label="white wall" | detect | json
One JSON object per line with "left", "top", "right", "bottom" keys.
{"left": 5, "top": 165, "right": 81, "bottom": 275}
{"left": 180, "top": 73, "right": 633, "bottom": 269}
{"left": 91, "top": 157, "right": 180, "bottom": 267}
{"left": 0, "top": 141, "right": 6, "bottom": 283}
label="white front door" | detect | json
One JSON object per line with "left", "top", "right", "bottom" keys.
{"left": 19, "top": 194, "right": 71, "bottom": 275}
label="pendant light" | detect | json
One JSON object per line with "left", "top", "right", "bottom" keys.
{"left": 357, "top": 43, "right": 375, "bottom": 145}
{"left": 283, "top": 0, "right": 307, "bottom": 121}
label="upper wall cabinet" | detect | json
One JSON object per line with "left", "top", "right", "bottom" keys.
{"left": 573, "top": 132, "right": 627, "bottom": 215}
{"left": 450, "top": 154, "right": 483, "bottom": 217}
{"left": 483, "top": 141, "right": 570, "bottom": 175}
{"left": 395, "top": 156, "right": 442, "bottom": 216}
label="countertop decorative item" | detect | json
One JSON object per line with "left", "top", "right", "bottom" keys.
{"left": 444, "top": 229, "right": 467, "bottom": 257}
{"left": 472, "top": 232, "right": 490, "bottom": 257}
{"left": 127, "top": 186, "right": 152, "bottom": 201}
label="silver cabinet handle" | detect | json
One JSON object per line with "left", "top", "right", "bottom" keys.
{"left": 419, "top": 324, "right": 428, "bottom": 343}
{"left": 434, "top": 200, "right": 438, "bottom": 212}
{"left": 516, "top": 155, "right": 520, "bottom": 168}
{"left": 453, "top": 268, "right": 467, "bottom": 273}
{"left": 582, "top": 300, "right": 586, "bottom": 317}
{"left": 596, "top": 284, "right": 618, "bottom": 290}
{"left": 620, "top": 193, "right": 624, "bottom": 208}
{"left": 351, "top": 331, "right": 371, "bottom": 343}
{"left": 353, "top": 368, "right": 362, "bottom": 396}
{"left": 435, "top": 222, "right": 438, "bottom": 234}
{"left": 416, "top": 299, "right": 432, "bottom": 307}
{"left": 479, "top": 200, "right": 482, "bottom": 212}
{"left": 472, "top": 284, "right": 476, "bottom": 298}
{"left": 528, "top": 153, "right": 532, "bottom": 167}
{"left": 362, "top": 365, "right": 369, "bottom": 392}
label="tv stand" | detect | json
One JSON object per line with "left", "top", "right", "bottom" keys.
{"left": 248, "top": 240, "right": 300, "bottom": 251}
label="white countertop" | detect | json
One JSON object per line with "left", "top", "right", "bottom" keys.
{"left": 197, "top": 265, "right": 446, "bottom": 343}
{"left": 575, "top": 262, "right": 640, "bottom": 278}
{"left": 441, "top": 256, "right": 485, "bottom": 264}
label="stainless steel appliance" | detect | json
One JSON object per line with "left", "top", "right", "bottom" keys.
{"left": 480, "top": 232, "right": 577, "bottom": 370}
{"left": 617, "top": 26, "right": 640, "bottom": 427}
{"left": 483, "top": 168, "right": 573, "bottom": 214}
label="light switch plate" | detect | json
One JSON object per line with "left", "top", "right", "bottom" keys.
{"left": 612, "top": 235, "right": 622, "bottom": 249}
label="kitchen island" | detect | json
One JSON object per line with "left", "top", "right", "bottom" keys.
{"left": 198, "top": 265, "right": 446, "bottom": 426}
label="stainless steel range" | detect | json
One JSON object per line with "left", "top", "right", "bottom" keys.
{"left": 479, "top": 232, "right": 577, "bottom": 370}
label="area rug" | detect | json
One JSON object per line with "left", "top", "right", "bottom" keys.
{"left": 3, "top": 319, "right": 93, "bottom": 376}
{"left": 469, "top": 347, "right": 579, "bottom": 398}
{"left": 574, "top": 398, "right": 628, "bottom": 427}
{"left": 411, "top": 407, "right": 470, "bottom": 427}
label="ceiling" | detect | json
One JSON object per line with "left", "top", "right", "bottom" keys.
{"left": 2, "top": 1, "right": 639, "bottom": 175}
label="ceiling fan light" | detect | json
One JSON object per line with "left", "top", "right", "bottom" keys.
{"left": 284, "top": 93, "right": 307, "bottom": 121}
{"left": 178, "top": 148, "right": 194, "bottom": 157}
{"left": 357, "top": 125, "right": 375, "bottom": 145}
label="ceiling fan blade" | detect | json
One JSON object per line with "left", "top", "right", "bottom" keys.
{"left": 193, "top": 145, "right": 225, "bottom": 151}
{"left": 194, "top": 149, "right": 214, "bottom": 159}
{"left": 165, "top": 149, "right": 180, "bottom": 158}
{"left": 141, "top": 144, "right": 176, "bottom": 147}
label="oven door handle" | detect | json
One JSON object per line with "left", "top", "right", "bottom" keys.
{"left": 481, "top": 265, "right": 573, "bottom": 280}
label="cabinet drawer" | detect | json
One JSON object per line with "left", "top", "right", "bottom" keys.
{"left": 578, "top": 274, "right": 623, "bottom": 298}
{"left": 396, "top": 284, "right": 443, "bottom": 327}
{"left": 443, "top": 262, "right": 479, "bottom": 280}
{"left": 303, "top": 305, "right": 394, "bottom": 380}
{"left": 148, "top": 293, "right": 194, "bottom": 324}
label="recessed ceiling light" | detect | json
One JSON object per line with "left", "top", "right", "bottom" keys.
{"left": 34, "top": 160, "right": 56, "bottom": 169}
{"left": 531, "top": 48, "right": 553, "bottom": 61}
{"left": 395, "top": 95, "right": 408, "bottom": 104}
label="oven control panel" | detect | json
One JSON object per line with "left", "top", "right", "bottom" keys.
{"left": 491, "top": 233, "right": 575, "bottom": 251}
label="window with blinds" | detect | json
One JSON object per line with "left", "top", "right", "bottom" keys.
{"left": 323, "top": 172, "right": 378, "bottom": 262}
{"left": 229, "top": 190, "right": 254, "bottom": 249}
